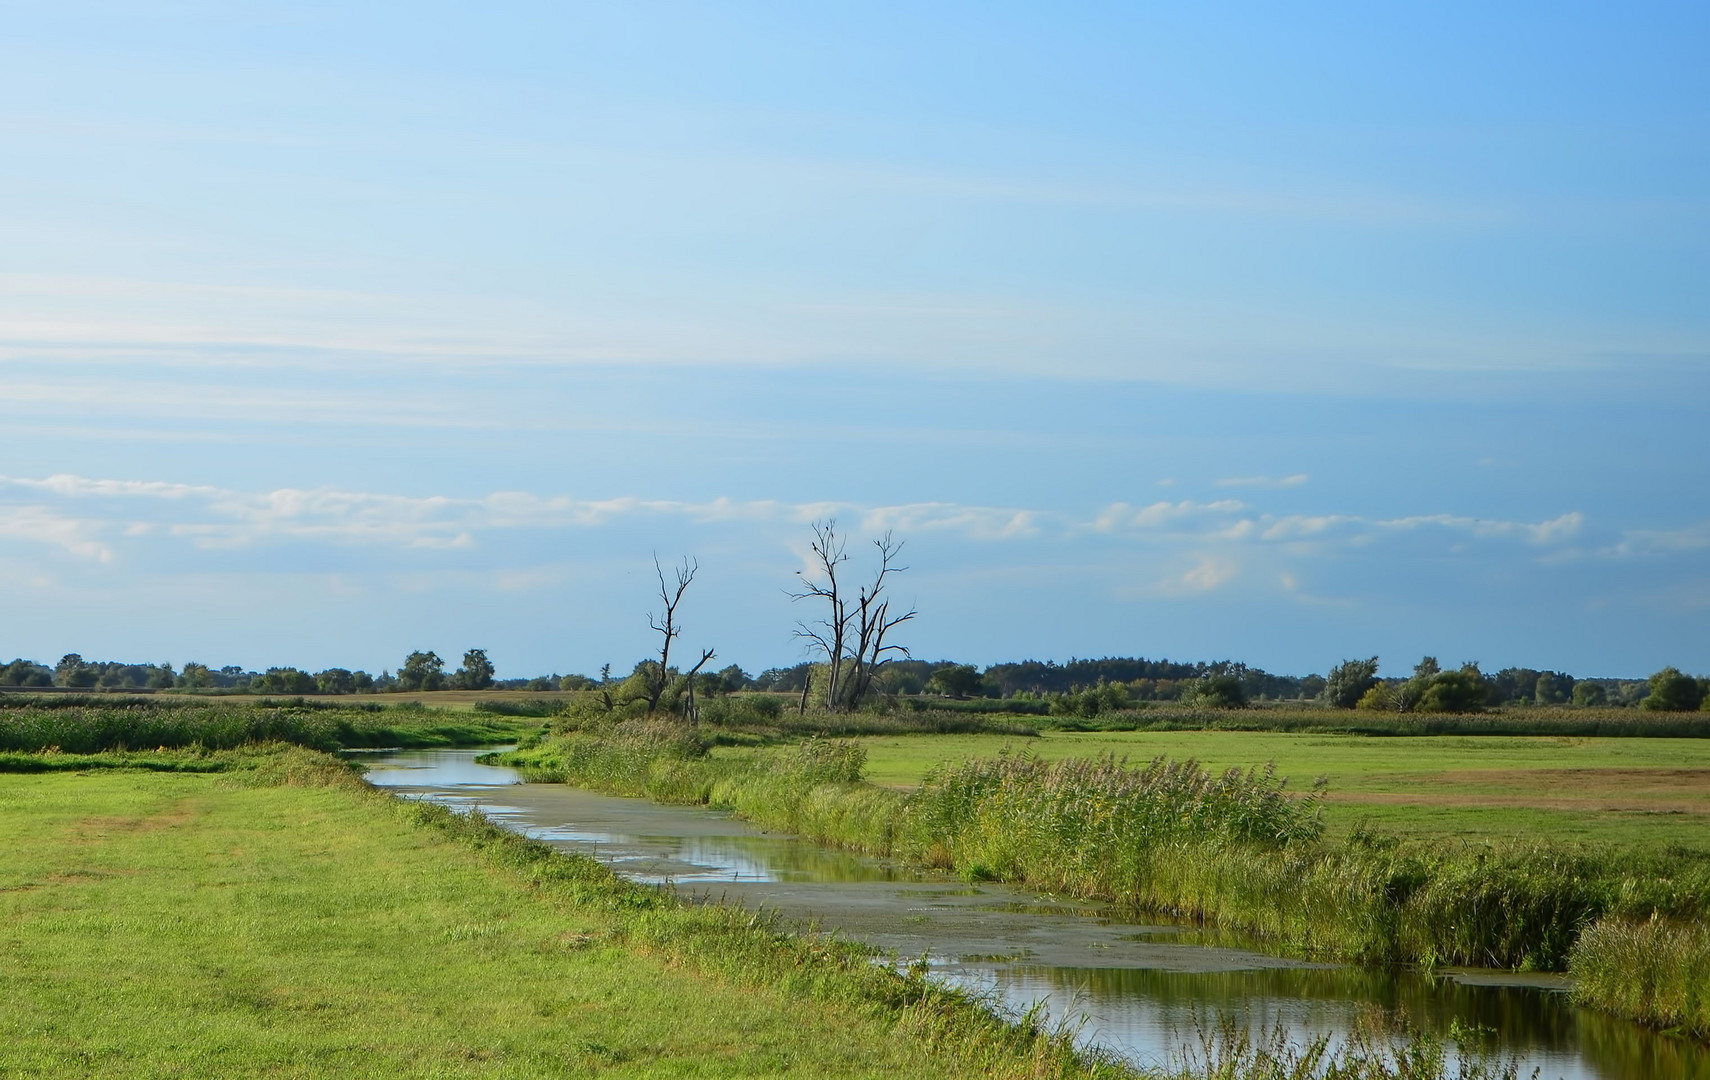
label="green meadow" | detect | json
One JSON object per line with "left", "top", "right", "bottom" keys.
{"left": 0, "top": 747, "right": 1115, "bottom": 1079}
{"left": 837, "top": 728, "right": 1710, "bottom": 847}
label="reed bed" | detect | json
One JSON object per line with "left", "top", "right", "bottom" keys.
{"left": 1571, "top": 916, "right": 1710, "bottom": 1040}
{"left": 0, "top": 697, "right": 529, "bottom": 753}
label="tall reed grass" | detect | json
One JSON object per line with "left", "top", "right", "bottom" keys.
{"left": 0, "top": 697, "right": 528, "bottom": 753}
{"left": 1571, "top": 916, "right": 1710, "bottom": 1040}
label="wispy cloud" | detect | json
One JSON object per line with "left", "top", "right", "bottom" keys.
{"left": 1214, "top": 473, "right": 1309, "bottom": 489}
{"left": 0, "top": 474, "right": 1595, "bottom": 574}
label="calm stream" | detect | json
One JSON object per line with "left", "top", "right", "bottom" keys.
{"left": 363, "top": 747, "right": 1708, "bottom": 1079}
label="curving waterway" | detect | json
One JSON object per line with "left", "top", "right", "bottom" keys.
{"left": 362, "top": 746, "right": 1709, "bottom": 1079}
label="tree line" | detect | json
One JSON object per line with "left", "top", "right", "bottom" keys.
{"left": 5, "top": 645, "right": 1704, "bottom": 714}
{"left": 4, "top": 515, "right": 1704, "bottom": 715}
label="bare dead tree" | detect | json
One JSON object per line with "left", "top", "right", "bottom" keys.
{"left": 681, "top": 647, "right": 717, "bottom": 726}
{"left": 790, "top": 521, "right": 914, "bottom": 712}
{"left": 646, "top": 554, "right": 698, "bottom": 714}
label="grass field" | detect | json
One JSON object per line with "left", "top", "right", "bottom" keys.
{"left": 0, "top": 749, "right": 1117, "bottom": 1079}
{"left": 832, "top": 730, "right": 1710, "bottom": 848}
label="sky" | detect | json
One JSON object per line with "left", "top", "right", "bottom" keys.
{"left": 2, "top": 2, "right": 1707, "bottom": 680}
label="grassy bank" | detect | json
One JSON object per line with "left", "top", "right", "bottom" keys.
{"left": 0, "top": 694, "right": 537, "bottom": 753}
{"left": 0, "top": 744, "right": 1126, "bottom": 1079}
{"left": 493, "top": 722, "right": 1710, "bottom": 1039}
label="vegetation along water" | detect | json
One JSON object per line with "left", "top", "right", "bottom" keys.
{"left": 490, "top": 711, "right": 1710, "bottom": 1043}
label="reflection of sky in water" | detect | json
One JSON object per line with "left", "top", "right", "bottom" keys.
{"left": 940, "top": 966, "right": 1614, "bottom": 1080}
{"left": 361, "top": 748, "right": 1710, "bottom": 1080}
{"left": 361, "top": 747, "right": 523, "bottom": 788}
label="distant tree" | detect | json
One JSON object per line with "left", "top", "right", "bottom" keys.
{"left": 1489, "top": 667, "right": 1544, "bottom": 704}
{"left": 1534, "top": 671, "right": 1574, "bottom": 705}
{"left": 397, "top": 651, "right": 446, "bottom": 692}
{"left": 454, "top": 648, "right": 495, "bottom": 690}
{"left": 716, "top": 664, "right": 751, "bottom": 692}
{"left": 1641, "top": 667, "right": 1704, "bottom": 712}
{"left": 1571, "top": 680, "right": 1608, "bottom": 707}
{"left": 316, "top": 668, "right": 356, "bottom": 694}
{"left": 1396, "top": 657, "right": 1442, "bottom": 712}
{"left": 177, "top": 662, "right": 214, "bottom": 690}
{"left": 254, "top": 667, "right": 315, "bottom": 694}
{"left": 1355, "top": 683, "right": 1395, "bottom": 711}
{"left": 753, "top": 663, "right": 814, "bottom": 693}
{"left": 1414, "top": 662, "right": 1489, "bottom": 713}
{"left": 1324, "top": 657, "right": 1380, "bottom": 709}
{"left": 0, "top": 659, "right": 52, "bottom": 687}
{"left": 55, "top": 654, "right": 98, "bottom": 688}
{"left": 351, "top": 671, "right": 375, "bottom": 692}
{"left": 558, "top": 674, "right": 597, "bottom": 691}
{"left": 926, "top": 664, "right": 984, "bottom": 699}
{"left": 1185, "top": 673, "right": 1247, "bottom": 709}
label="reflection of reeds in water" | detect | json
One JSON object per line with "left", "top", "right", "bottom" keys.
{"left": 1167, "top": 1011, "right": 1535, "bottom": 1080}
{"left": 993, "top": 964, "right": 1710, "bottom": 1078}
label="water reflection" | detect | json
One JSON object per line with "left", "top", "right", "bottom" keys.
{"left": 360, "top": 747, "right": 1710, "bottom": 1080}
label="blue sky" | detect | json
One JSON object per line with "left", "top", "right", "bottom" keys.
{"left": 2, "top": 2, "right": 1706, "bottom": 679}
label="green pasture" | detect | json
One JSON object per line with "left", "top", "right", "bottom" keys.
{"left": 0, "top": 753, "right": 1109, "bottom": 1079}
{"left": 823, "top": 730, "right": 1710, "bottom": 848}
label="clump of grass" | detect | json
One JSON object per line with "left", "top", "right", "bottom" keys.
{"left": 1571, "top": 916, "right": 1710, "bottom": 1040}
{"left": 901, "top": 752, "right": 1323, "bottom": 889}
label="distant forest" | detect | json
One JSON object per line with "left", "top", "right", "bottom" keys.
{"left": 1, "top": 650, "right": 1700, "bottom": 711}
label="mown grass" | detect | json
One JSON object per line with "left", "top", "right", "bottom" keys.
{"left": 0, "top": 694, "right": 538, "bottom": 754}
{"left": 1026, "top": 704, "right": 1710, "bottom": 739}
{"left": 0, "top": 745, "right": 1124, "bottom": 1079}
{"left": 492, "top": 722, "right": 1710, "bottom": 1040}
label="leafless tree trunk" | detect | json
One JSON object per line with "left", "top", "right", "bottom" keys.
{"left": 682, "top": 647, "right": 716, "bottom": 726}
{"left": 790, "top": 521, "right": 852, "bottom": 710}
{"left": 647, "top": 555, "right": 698, "bottom": 714}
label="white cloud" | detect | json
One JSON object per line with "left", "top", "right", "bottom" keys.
{"left": 1175, "top": 556, "right": 1239, "bottom": 593}
{"left": 0, "top": 473, "right": 1603, "bottom": 573}
{"left": 1602, "top": 520, "right": 1710, "bottom": 559}
{"left": 0, "top": 506, "right": 113, "bottom": 562}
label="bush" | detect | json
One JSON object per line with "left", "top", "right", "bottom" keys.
{"left": 1325, "top": 657, "right": 1380, "bottom": 709}
{"left": 1183, "top": 673, "right": 1247, "bottom": 709}
{"left": 1642, "top": 667, "right": 1705, "bottom": 712}
{"left": 1356, "top": 683, "right": 1395, "bottom": 711}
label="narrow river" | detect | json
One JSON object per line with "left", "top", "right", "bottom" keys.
{"left": 363, "top": 747, "right": 1708, "bottom": 1079}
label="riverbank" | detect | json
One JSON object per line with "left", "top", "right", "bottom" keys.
{"left": 490, "top": 721, "right": 1710, "bottom": 1041}
{"left": 0, "top": 745, "right": 1121, "bottom": 1078}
